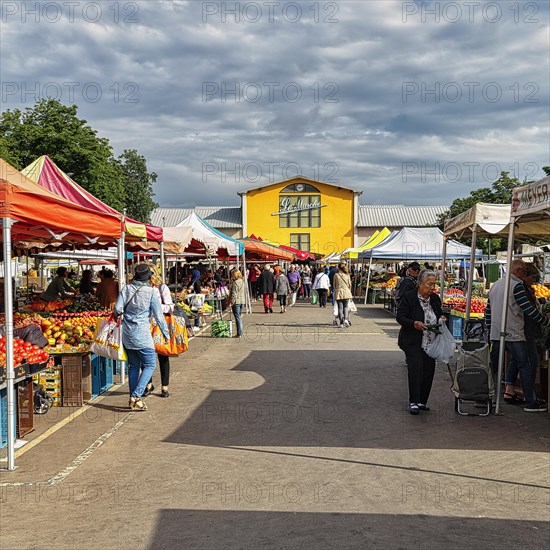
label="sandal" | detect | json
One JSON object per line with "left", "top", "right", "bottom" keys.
{"left": 503, "top": 392, "right": 522, "bottom": 405}
{"left": 129, "top": 397, "right": 148, "bottom": 411}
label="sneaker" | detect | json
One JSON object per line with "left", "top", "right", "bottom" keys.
{"left": 408, "top": 403, "right": 419, "bottom": 415}
{"left": 417, "top": 403, "right": 430, "bottom": 411}
{"left": 524, "top": 401, "right": 547, "bottom": 412}
{"left": 343, "top": 320, "right": 350, "bottom": 328}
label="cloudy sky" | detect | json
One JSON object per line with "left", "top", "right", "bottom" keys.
{"left": 2, "top": 0, "right": 549, "bottom": 208}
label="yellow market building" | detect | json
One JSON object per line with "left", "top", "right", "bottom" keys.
{"left": 152, "top": 177, "right": 447, "bottom": 255}
{"left": 239, "top": 177, "right": 361, "bottom": 258}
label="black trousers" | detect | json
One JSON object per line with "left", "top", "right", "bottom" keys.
{"left": 148, "top": 354, "right": 170, "bottom": 387}
{"left": 404, "top": 347, "right": 435, "bottom": 404}
{"left": 317, "top": 289, "right": 328, "bottom": 307}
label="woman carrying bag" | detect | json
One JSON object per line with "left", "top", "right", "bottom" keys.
{"left": 144, "top": 273, "right": 174, "bottom": 398}
{"left": 333, "top": 263, "right": 353, "bottom": 328}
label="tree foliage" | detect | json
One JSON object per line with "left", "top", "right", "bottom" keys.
{"left": 0, "top": 99, "right": 157, "bottom": 222}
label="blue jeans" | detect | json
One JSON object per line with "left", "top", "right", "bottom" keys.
{"left": 126, "top": 348, "right": 157, "bottom": 398}
{"left": 232, "top": 304, "right": 243, "bottom": 336}
{"left": 491, "top": 340, "right": 537, "bottom": 406}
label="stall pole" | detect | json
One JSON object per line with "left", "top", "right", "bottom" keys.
{"left": 3, "top": 218, "right": 16, "bottom": 470}
{"left": 495, "top": 221, "right": 516, "bottom": 414}
{"left": 439, "top": 236, "right": 448, "bottom": 304}
{"left": 363, "top": 249, "right": 374, "bottom": 304}
{"left": 117, "top": 232, "right": 127, "bottom": 385}
{"left": 242, "top": 252, "right": 251, "bottom": 314}
{"left": 464, "top": 224, "right": 477, "bottom": 323}
{"left": 160, "top": 241, "right": 165, "bottom": 284}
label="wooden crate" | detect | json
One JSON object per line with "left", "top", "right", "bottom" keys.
{"left": 62, "top": 355, "right": 84, "bottom": 407}
{"left": 16, "top": 380, "right": 34, "bottom": 438}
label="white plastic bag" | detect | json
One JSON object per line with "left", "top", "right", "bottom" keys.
{"left": 90, "top": 316, "right": 128, "bottom": 361}
{"left": 426, "top": 323, "right": 456, "bottom": 363}
{"left": 348, "top": 299, "right": 357, "bottom": 312}
{"left": 333, "top": 302, "right": 338, "bottom": 317}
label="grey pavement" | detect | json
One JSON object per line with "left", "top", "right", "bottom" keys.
{"left": 0, "top": 300, "right": 549, "bottom": 549}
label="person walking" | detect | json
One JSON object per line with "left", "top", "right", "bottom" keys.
{"left": 396, "top": 269, "right": 444, "bottom": 415}
{"left": 287, "top": 265, "right": 301, "bottom": 307}
{"left": 275, "top": 266, "right": 291, "bottom": 313}
{"left": 144, "top": 273, "right": 174, "bottom": 398}
{"left": 333, "top": 263, "right": 353, "bottom": 328}
{"left": 301, "top": 266, "right": 312, "bottom": 300}
{"left": 114, "top": 264, "right": 169, "bottom": 411}
{"left": 229, "top": 269, "right": 247, "bottom": 337}
{"left": 258, "top": 264, "right": 275, "bottom": 313}
{"left": 312, "top": 267, "right": 330, "bottom": 308}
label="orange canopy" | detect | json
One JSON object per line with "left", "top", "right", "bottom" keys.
{"left": 0, "top": 157, "right": 122, "bottom": 245}
{"left": 240, "top": 238, "right": 295, "bottom": 261}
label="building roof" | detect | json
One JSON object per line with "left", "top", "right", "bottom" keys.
{"left": 238, "top": 176, "right": 363, "bottom": 196}
{"left": 358, "top": 205, "right": 448, "bottom": 228}
{"left": 151, "top": 207, "right": 243, "bottom": 228}
{"left": 152, "top": 204, "right": 449, "bottom": 229}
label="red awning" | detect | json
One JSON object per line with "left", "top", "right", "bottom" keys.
{"left": 278, "top": 245, "right": 316, "bottom": 260}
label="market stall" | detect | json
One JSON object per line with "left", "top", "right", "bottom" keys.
{"left": 495, "top": 176, "right": 550, "bottom": 413}
{"left": 358, "top": 227, "right": 478, "bottom": 304}
{"left": 1, "top": 157, "right": 122, "bottom": 470}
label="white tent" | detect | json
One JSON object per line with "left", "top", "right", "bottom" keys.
{"left": 174, "top": 212, "right": 244, "bottom": 256}
{"left": 358, "top": 227, "right": 478, "bottom": 260}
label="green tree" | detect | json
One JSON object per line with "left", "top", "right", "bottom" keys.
{"left": 118, "top": 149, "right": 158, "bottom": 223}
{"left": 437, "top": 172, "right": 524, "bottom": 253}
{"left": 0, "top": 99, "right": 155, "bottom": 218}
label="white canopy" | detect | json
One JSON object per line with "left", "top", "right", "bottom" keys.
{"left": 358, "top": 227, "right": 479, "bottom": 260}
{"left": 444, "top": 203, "right": 511, "bottom": 236}
{"left": 173, "top": 212, "right": 245, "bottom": 256}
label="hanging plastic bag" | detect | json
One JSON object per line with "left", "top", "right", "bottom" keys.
{"left": 426, "top": 323, "right": 456, "bottom": 363}
{"left": 310, "top": 290, "right": 319, "bottom": 305}
{"left": 215, "top": 285, "right": 229, "bottom": 299}
{"left": 90, "top": 315, "right": 128, "bottom": 361}
{"left": 348, "top": 299, "right": 357, "bottom": 313}
{"left": 333, "top": 301, "right": 338, "bottom": 317}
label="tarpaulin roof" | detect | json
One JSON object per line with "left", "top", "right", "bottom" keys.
{"left": 278, "top": 245, "right": 316, "bottom": 260}
{"left": 22, "top": 155, "right": 163, "bottom": 242}
{"left": 358, "top": 227, "right": 481, "bottom": 260}
{"left": 341, "top": 227, "right": 392, "bottom": 259}
{"left": 176, "top": 212, "right": 245, "bottom": 256}
{"left": 0, "top": 157, "right": 122, "bottom": 245}
{"left": 240, "top": 238, "right": 295, "bottom": 261}
{"left": 510, "top": 176, "right": 550, "bottom": 237}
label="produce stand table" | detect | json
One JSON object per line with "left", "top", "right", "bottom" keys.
{"left": 382, "top": 289, "right": 397, "bottom": 315}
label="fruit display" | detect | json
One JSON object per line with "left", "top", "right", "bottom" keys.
{"left": 41, "top": 313, "right": 109, "bottom": 354}
{"left": 532, "top": 284, "right": 550, "bottom": 299}
{"left": 382, "top": 276, "right": 399, "bottom": 289}
{"left": 450, "top": 297, "right": 487, "bottom": 318}
{"left": 25, "top": 299, "right": 73, "bottom": 312}
{"left": 199, "top": 302, "right": 213, "bottom": 314}
{"left": 0, "top": 336, "right": 49, "bottom": 369}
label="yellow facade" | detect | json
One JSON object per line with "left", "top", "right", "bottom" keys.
{"left": 241, "top": 177, "right": 360, "bottom": 257}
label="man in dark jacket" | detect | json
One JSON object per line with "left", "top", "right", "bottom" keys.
{"left": 258, "top": 265, "right": 275, "bottom": 313}
{"left": 394, "top": 261, "right": 421, "bottom": 307}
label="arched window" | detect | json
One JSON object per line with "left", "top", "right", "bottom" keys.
{"left": 281, "top": 183, "right": 320, "bottom": 194}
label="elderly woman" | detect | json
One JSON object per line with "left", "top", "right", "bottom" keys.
{"left": 229, "top": 269, "right": 247, "bottom": 337}
{"left": 333, "top": 262, "right": 353, "bottom": 328}
{"left": 396, "top": 269, "right": 444, "bottom": 415}
{"left": 274, "top": 266, "right": 291, "bottom": 313}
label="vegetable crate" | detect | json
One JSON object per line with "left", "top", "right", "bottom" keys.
{"left": 211, "top": 320, "right": 233, "bottom": 338}
{"left": 62, "top": 355, "right": 84, "bottom": 407}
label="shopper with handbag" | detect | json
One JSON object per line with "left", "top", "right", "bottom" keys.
{"left": 144, "top": 273, "right": 174, "bottom": 398}
{"left": 333, "top": 263, "right": 353, "bottom": 328}
{"left": 114, "top": 264, "right": 169, "bottom": 411}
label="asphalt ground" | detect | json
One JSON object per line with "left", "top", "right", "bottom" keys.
{"left": 0, "top": 300, "right": 548, "bottom": 549}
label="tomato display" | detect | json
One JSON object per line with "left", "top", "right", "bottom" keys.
{"left": 0, "top": 336, "right": 49, "bottom": 368}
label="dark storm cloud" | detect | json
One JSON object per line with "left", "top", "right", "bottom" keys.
{"left": 1, "top": 0, "right": 548, "bottom": 208}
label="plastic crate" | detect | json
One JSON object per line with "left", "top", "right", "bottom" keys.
{"left": 211, "top": 320, "right": 233, "bottom": 338}
{"left": 450, "top": 315, "right": 463, "bottom": 340}
{"left": 1, "top": 388, "right": 16, "bottom": 449}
